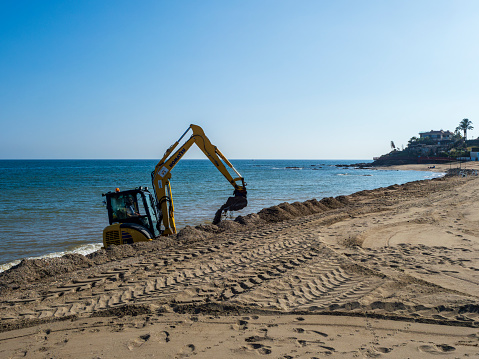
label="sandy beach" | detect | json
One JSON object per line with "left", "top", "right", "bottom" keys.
{"left": 375, "top": 161, "right": 479, "bottom": 173}
{"left": 2, "top": 163, "right": 479, "bottom": 358}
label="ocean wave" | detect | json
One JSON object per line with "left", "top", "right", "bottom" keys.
{"left": 0, "top": 242, "right": 103, "bottom": 274}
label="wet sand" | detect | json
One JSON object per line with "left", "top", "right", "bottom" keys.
{"left": 375, "top": 160, "right": 479, "bottom": 173}
{"left": 2, "top": 163, "right": 479, "bottom": 358}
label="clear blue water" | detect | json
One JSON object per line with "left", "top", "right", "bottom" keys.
{"left": 0, "top": 159, "right": 441, "bottom": 270}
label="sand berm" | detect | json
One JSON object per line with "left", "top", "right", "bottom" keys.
{"left": 2, "top": 162, "right": 479, "bottom": 358}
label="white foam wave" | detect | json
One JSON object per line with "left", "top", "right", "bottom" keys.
{"left": 0, "top": 242, "right": 103, "bottom": 274}
{"left": 0, "top": 260, "right": 20, "bottom": 274}
{"left": 424, "top": 172, "right": 447, "bottom": 180}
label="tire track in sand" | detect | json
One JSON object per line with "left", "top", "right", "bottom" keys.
{"left": 0, "top": 219, "right": 381, "bottom": 323}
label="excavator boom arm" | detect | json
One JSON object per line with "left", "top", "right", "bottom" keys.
{"left": 151, "top": 124, "right": 247, "bottom": 235}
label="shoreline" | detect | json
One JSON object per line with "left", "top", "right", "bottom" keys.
{"left": 2, "top": 167, "right": 479, "bottom": 357}
{"left": 0, "top": 162, "right": 436, "bottom": 272}
{"left": 375, "top": 160, "right": 479, "bottom": 173}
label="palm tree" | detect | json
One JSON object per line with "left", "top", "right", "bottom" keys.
{"left": 456, "top": 118, "right": 473, "bottom": 140}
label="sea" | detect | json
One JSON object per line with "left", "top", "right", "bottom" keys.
{"left": 0, "top": 159, "right": 443, "bottom": 272}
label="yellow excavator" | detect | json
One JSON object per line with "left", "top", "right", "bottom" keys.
{"left": 102, "top": 124, "right": 247, "bottom": 248}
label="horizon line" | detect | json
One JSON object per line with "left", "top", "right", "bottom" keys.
{"left": 0, "top": 158, "right": 372, "bottom": 161}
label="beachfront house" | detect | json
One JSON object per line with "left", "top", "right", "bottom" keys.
{"left": 419, "top": 130, "right": 454, "bottom": 145}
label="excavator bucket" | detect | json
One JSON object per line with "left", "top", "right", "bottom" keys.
{"left": 213, "top": 194, "right": 248, "bottom": 225}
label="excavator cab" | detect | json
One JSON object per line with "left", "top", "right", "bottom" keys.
{"left": 102, "top": 187, "right": 161, "bottom": 248}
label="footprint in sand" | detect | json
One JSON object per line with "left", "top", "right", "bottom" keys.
{"left": 127, "top": 333, "right": 150, "bottom": 350}
{"left": 156, "top": 330, "right": 170, "bottom": 343}
{"left": 258, "top": 347, "right": 272, "bottom": 355}
{"left": 177, "top": 344, "right": 196, "bottom": 357}
{"left": 361, "top": 347, "right": 389, "bottom": 357}
{"left": 244, "top": 335, "right": 272, "bottom": 355}
{"left": 375, "top": 347, "right": 392, "bottom": 353}
{"left": 245, "top": 335, "right": 265, "bottom": 343}
{"left": 10, "top": 350, "right": 28, "bottom": 359}
{"left": 232, "top": 319, "right": 248, "bottom": 330}
{"left": 246, "top": 343, "right": 272, "bottom": 355}
{"left": 418, "top": 344, "right": 455, "bottom": 354}
{"left": 296, "top": 339, "right": 307, "bottom": 347}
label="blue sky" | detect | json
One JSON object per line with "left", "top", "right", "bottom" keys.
{"left": 1, "top": 0, "right": 478, "bottom": 159}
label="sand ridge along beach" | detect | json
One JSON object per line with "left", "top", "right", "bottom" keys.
{"left": 2, "top": 162, "right": 479, "bottom": 358}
